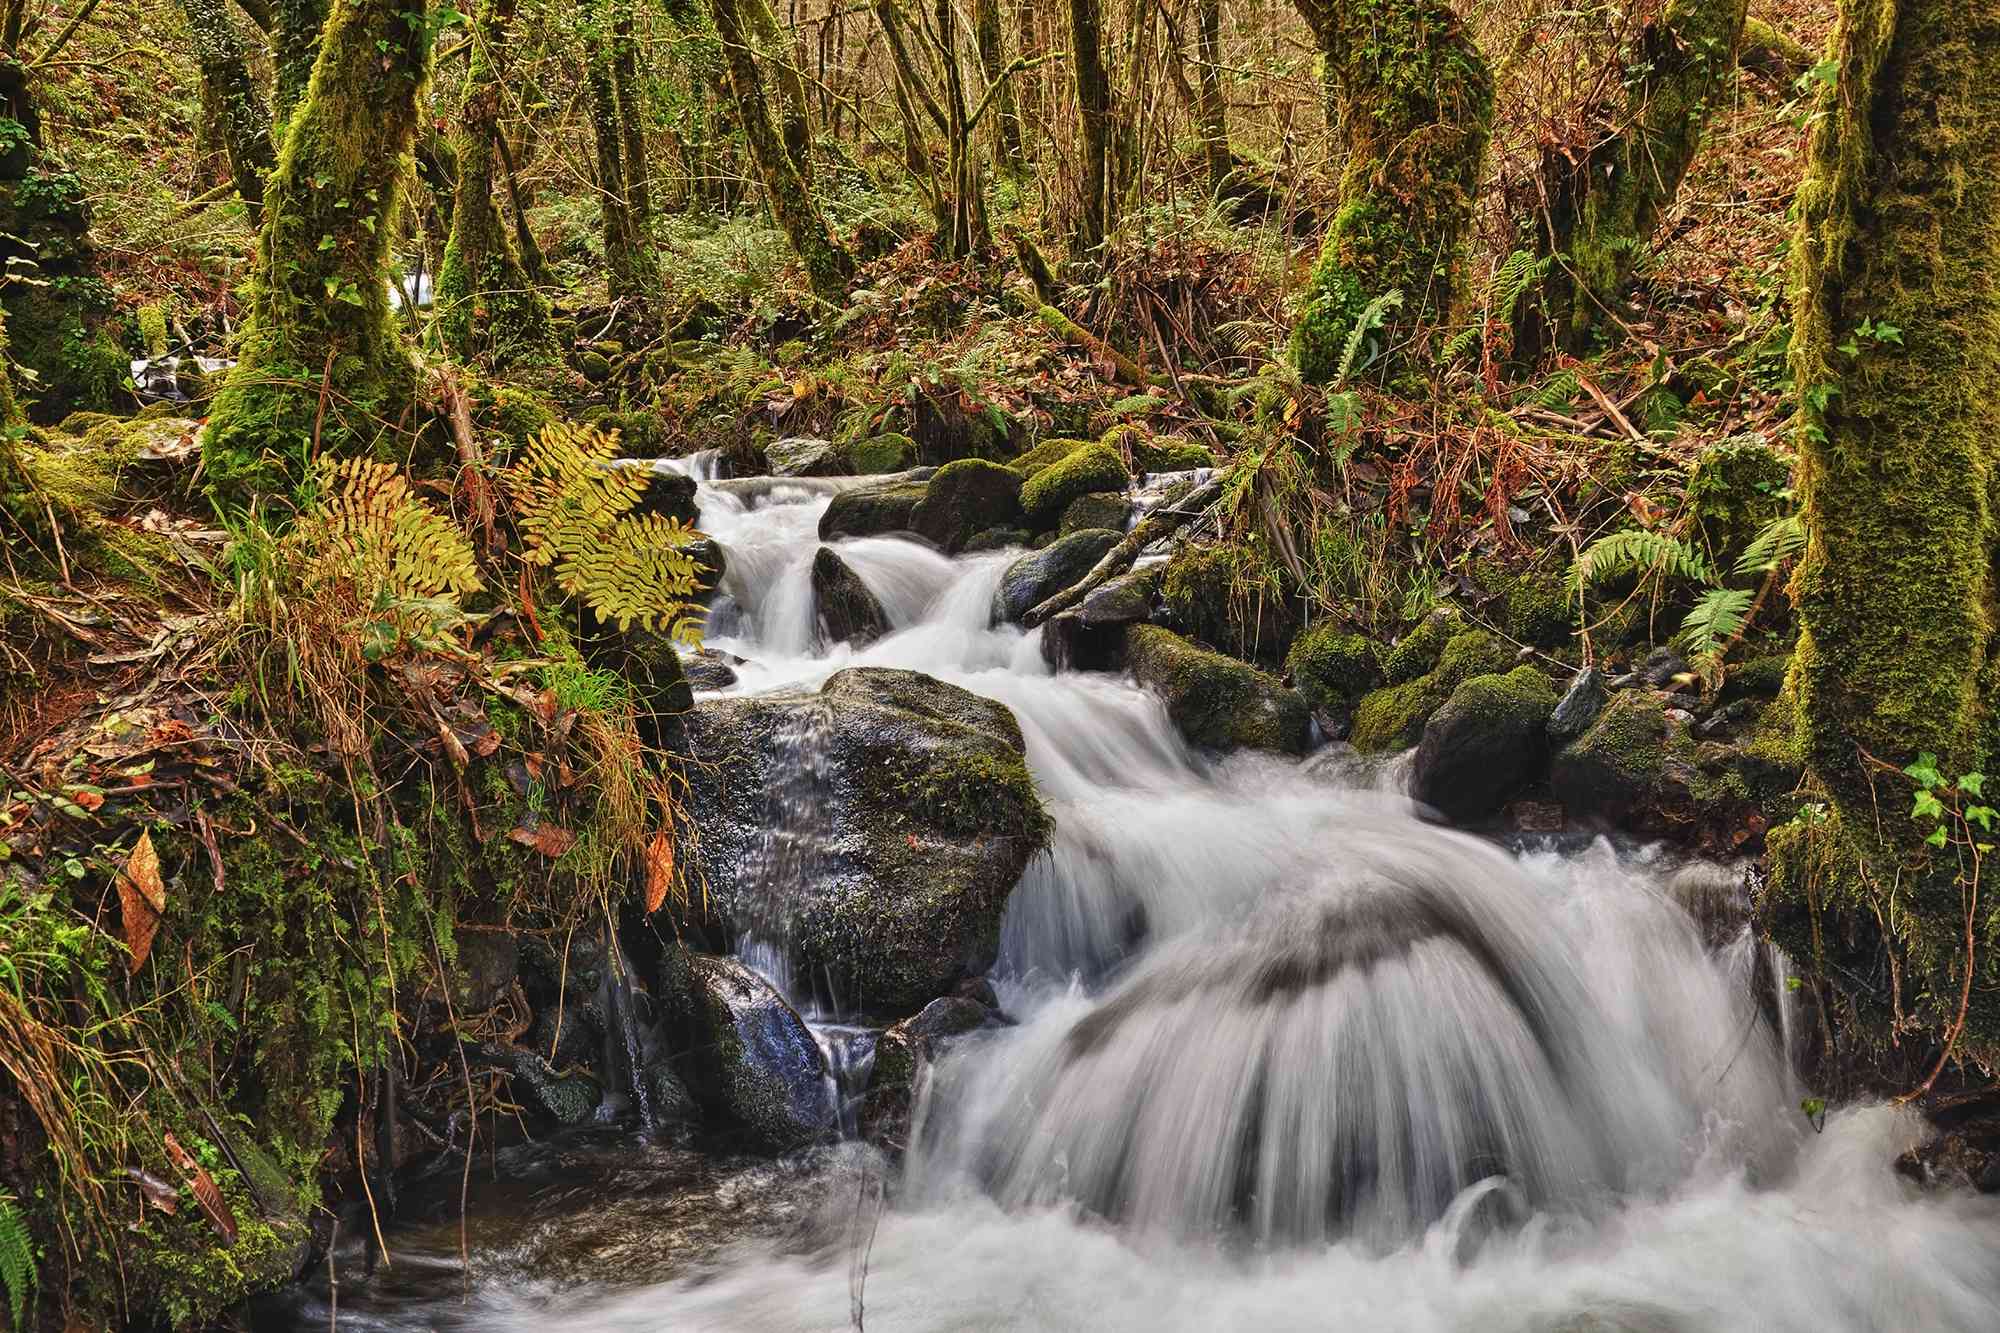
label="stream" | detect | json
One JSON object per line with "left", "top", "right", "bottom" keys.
{"left": 261, "top": 460, "right": 2000, "bottom": 1331}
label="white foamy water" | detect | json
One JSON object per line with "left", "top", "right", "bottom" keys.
{"left": 286, "top": 467, "right": 2000, "bottom": 1330}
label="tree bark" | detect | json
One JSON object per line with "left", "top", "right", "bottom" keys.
{"left": 272, "top": 0, "right": 328, "bottom": 128}
{"left": 1523, "top": 0, "right": 1749, "bottom": 354}
{"left": 178, "top": 0, "right": 274, "bottom": 215}
{"left": 1286, "top": 0, "right": 1493, "bottom": 382}
{"left": 201, "top": 0, "right": 431, "bottom": 500}
{"left": 711, "top": 0, "right": 854, "bottom": 299}
{"left": 434, "top": 0, "right": 551, "bottom": 363}
{"left": 1773, "top": 0, "right": 2000, "bottom": 1046}
{"left": 610, "top": 0, "right": 660, "bottom": 293}
{"left": 1067, "top": 0, "right": 1112, "bottom": 251}
{"left": 973, "top": 0, "right": 1022, "bottom": 174}
{"left": 586, "top": 22, "right": 643, "bottom": 302}
{"left": 1193, "top": 0, "right": 1228, "bottom": 196}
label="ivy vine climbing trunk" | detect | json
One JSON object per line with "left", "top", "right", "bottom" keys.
{"left": 178, "top": 0, "right": 274, "bottom": 215}
{"left": 273, "top": 0, "right": 327, "bottom": 128}
{"left": 710, "top": 0, "right": 853, "bottom": 300}
{"left": 1522, "top": 0, "right": 1749, "bottom": 354}
{"left": 434, "top": 0, "right": 550, "bottom": 363}
{"left": 1286, "top": 0, "right": 1492, "bottom": 382}
{"left": 200, "top": 0, "right": 432, "bottom": 501}
{"left": 1067, "top": 0, "right": 1112, "bottom": 252}
{"left": 1773, "top": 0, "right": 2000, "bottom": 1059}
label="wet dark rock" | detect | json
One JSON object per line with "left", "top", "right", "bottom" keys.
{"left": 767, "top": 436, "right": 844, "bottom": 477}
{"left": 911, "top": 459, "right": 1026, "bottom": 553}
{"left": 1551, "top": 690, "right": 1700, "bottom": 828}
{"left": 818, "top": 474, "right": 934, "bottom": 541}
{"left": 481, "top": 1043, "right": 602, "bottom": 1126}
{"left": 962, "top": 526, "right": 1033, "bottom": 553}
{"left": 589, "top": 626, "right": 694, "bottom": 748}
{"left": 680, "top": 646, "right": 742, "bottom": 691}
{"left": 991, "top": 527, "right": 1120, "bottom": 625}
{"left": 1411, "top": 668, "right": 1558, "bottom": 823}
{"left": 1349, "top": 630, "right": 1512, "bottom": 753}
{"left": 631, "top": 463, "right": 701, "bottom": 527}
{"left": 1126, "top": 625, "right": 1312, "bottom": 754}
{"left": 452, "top": 932, "right": 519, "bottom": 1013}
{"left": 680, "top": 955, "right": 834, "bottom": 1150}
{"left": 683, "top": 667, "right": 1048, "bottom": 1014}
{"left": 641, "top": 1060, "right": 702, "bottom": 1128}
{"left": 812, "top": 547, "right": 891, "bottom": 646}
{"left": 1547, "top": 666, "right": 1608, "bottom": 743}
{"left": 1639, "top": 647, "right": 1691, "bottom": 688}
{"left": 1061, "top": 491, "right": 1133, "bottom": 535}
{"left": 1041, "top": 566, "right": 1161, "bottom": 671}
{"left": 861, "top": 994, "right": 999, "bottom": 1146}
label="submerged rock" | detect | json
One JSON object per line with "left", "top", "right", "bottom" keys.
{"left": 1125, "top": 625, "right": 1312, "bottom": 754}
{"left": 682, "top": 667, "right": 1049, "bottom": 1014}
{"left": 1411, "top": 667, "right": 1558, "bottom": 822}
{"left": 991, "top": 527, "right": 1120, "bottom": 625}
{"left": 812, "top": 546, "right": 892, "bottom": 646}
{"left": 680, "top": 955, "right": 834, "bottom": 1149}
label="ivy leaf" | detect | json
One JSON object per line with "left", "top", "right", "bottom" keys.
{"left": 1913, "top": 789, "right": 1946, "bottom": 821}
{"left": 1959, "top": 772, "right": 1986, "bottom": 797}
{"left": 1926, "top": 825, "right": 1949, "bottom": 848}
{"left": 1905, "top": 752, "right": 1944, "bottom": 789}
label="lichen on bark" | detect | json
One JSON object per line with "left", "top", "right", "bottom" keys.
{"left": 1772, "top": 0, "right": 2000, "bottom": 1055}
{"left": 1286, "top": 0, "right": 1494, "bottom": 383}
{"left": 200, "top": 0, "right": 433, "bottom": 501}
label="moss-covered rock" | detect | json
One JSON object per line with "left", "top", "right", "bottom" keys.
{"left": 1411, "top": 667, "right": 1557, "bottom": 822}
{"left": 1159, "top": 537, "right": 1301, "bottom": 665}
{"left": 1380, "top": 606, "right": 1465, "bottom": 685}
{"left": 682, "top": 667, "right": 1048, "bottom": 1014}
{"left": 767, "top": 435, "right": 846, "bottom": 477}
{"left": 1126, "top": 624, "right": 1312, "bottom": 754}
{"left": 991, "top": 527, "right": 1120, "bottom": 624}
{"left": 1549, "top": 689, "right": 1699, "bottom": 829}
{"left": 678, "top": 954, "right": 835, "bottom": 1149}
{"left": 1126, "top": 433, "right": 1216, "bottom": 473}
{"left": 1010, "top": 435, "right": 1090, "bottom": 477}
{"left": 849, "top": 431, "right": 916, "bottom": 475}
{"left": 1687, "top": 435, "right": 1793, "bottom": 565}
{"left": 1043, "top": 566, "right": 1161, "bottom": 671}
{"left": 1061, "top": 490, "right": 1133, "bottom": 534}
{"left": 1502, "top": 570, "right": 1571, "bottom": 648}
{"left": 911, "top": 458, "right": 1025, "bottom": 552}
{"left": 1021, "top": 442, "right": 1128, "bottom": 527}
{"left": 1349, "top": 629, "right": 1511, "bottom": 752}
{"left": 1286, "top": 623, "right": 1382, "bottom": 720}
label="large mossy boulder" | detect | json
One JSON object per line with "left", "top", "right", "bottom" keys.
{"left": 678, "top": 954, "right": 835, "bottom": 1149}
{"left": 991, "top": 527, "right": 1120, "bottom": 625}
{"left": 1348, "top": 629, "right": 1513, "bottom": 753}
{"left": 682, "top": 667, "right": 1049, "bottom": 1014}
{"left": 1550, "top": 689, "right": 1700, "bottom": 830}
{"left": 1020, "top": 443, "right": 1129, "bottom": 527}
{"left": 1285, "top": 623, "right": 1382, "bottom": 730}
{"left": 813, "top": 546, "right": 892, "bottom": 646}
{"left": 849, "top": 431, "right": 916, "bottom": 474}
{"left": 819, "top": 476, "right": 931, "bottom": 541}
{"left": 1159, "top": 536, "right": 1300, "bottom": 664}
{"left": 1126, "top": 625, "right": 1312, "bottom": 754}
{"left": 1411, "top": 667, "right": 1558, "bottom": 822}
{"left": 910, "top": 458, "right": 1025, "bottom": 552}
{"left": 1010, "top": 436, "right": 1090, "bottom": 478}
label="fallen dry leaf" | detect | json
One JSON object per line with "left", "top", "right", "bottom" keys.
{"left": 509, "top": 824, "right": 576, "bottom": 858}
{"left": 162, "top": 1132, "right": 237, "bottom": 1246}
{"left": 643, "top": 830, "right": 675, "bottom": 913}
{"left": 126, "top": 1167, "right": 179, "bottom": 1214}
{"left": 116, "top": 830, "right": 166, "bottom": 974}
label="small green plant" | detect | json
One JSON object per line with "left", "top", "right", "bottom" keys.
{"left": 0, "top": 1189, "right": 31, "bottom": 1329}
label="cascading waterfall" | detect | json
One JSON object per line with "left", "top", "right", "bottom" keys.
{"left": 282, "top": 465, "right": 2000, "bottom": 1331}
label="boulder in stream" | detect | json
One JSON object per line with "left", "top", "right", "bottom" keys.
{"left": 679, "top": 954, "right": 835, "bottom": 1149}
{"left": 1411, "top": 667, "right": 1558, "bottom": 823}
{"left": 683, "top": 667, "right": 1049, "bottom": 1014}
{"left": 991, "top": 527, "right": 1121, "bottom": 625}
{"left": 819, "top": 473, "right": 934, "bottom": 541}
{"left": 1126, "top": 625, "right": 1311, "bottom": 754}
{"left": 767, "top": 436, "right": 845, "bottom": 477}
{"left": 910, "top": 459, "right": 1026, "bottom": 552}
{"left": 812, "top": 547, "right": 892, "bottom": 646}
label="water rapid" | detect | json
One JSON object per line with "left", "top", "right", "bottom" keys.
{"left": 276, "top": 465, "right": 2000, "bottom": 1331}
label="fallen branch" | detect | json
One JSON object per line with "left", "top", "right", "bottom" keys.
{"left": 1024, "top": 473, "right": 1227, "bottom": 627}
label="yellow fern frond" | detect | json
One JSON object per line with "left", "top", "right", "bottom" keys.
{"left": 289, "top": 457, "right": 483, "bottom": 602}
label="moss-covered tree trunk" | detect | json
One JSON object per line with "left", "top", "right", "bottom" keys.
{"left": 973, "top": 0, "right": 1022, "bottom": 174}
{"left": 1522, "top": 0, "right": 1748, "bottom": 354}
{"left": 742, "top": 0, "right": 815, "bottom": 177}
{"left": 1194, "top": 0, "right": 1229, "bottom": 196}
{"left": 179, "top": 0, "right": 275, "bottom": 215}
{"left": 1067, "top": 0, "right": 1112, "bottom": 251}
{"left": 586, "top": 37, "right": 642, "bottom": 301}
{"left": 711, "top": 0, "right": 854, "bottom": 299}
{"left": 433, "top": 0, "right": 550, "bottom": 363}
{"left": 273, "top": 0, "right": 328, "bottom": 127}
{"left": 611, "top": 0, "right": 660, "bottom": 291}
{"left": 1773, "top": 0, "right": 2000, "bottom": 1053}
{"left": 200, "top": 0, "right": 431, "bottom": 500}
{"left": 1287, "top": 0, "right": 1492, "bottom": 382}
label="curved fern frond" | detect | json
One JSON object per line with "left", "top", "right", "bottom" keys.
{"left": 1569, "top": 528, "right": 1718, "bottom": 601}
{"left": 1678, "top": 586, "right": 1755, "bottom": 658}
{"left": 288, "top": 457, "right": 483, "bottom": 602}
{"left": 0, "top": 1190, "right": 32, "bottom": 1330}
{"left": 1734, "top": 512, "right": 1806, "bottom": 577}
{"left": 1335, "top": 288, "right": 1404, "bottom": 385}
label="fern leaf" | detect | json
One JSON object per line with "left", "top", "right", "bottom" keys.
{"left": 1569, "top": 528, "right": 1719, "bottom": 600}
{"left": 1678, "top": 587, "right": 1755, "bottom": 658}
{"left": 0, "top": 1190, "right": 33, "bottom": 1331}
{"left": 1334, "top": 289, "right": 1404, "bottom": 385}
{"left": 1734, "top": 513, "right": 1806, "bottom": 577}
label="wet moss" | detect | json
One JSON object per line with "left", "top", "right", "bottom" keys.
{"left": 849, "top": 431, "right": 916, "bottom": 474}
{"left": 1010, "top": 435, "right": 1090, "bottom": 478}
{"left": 1126, "top": 624, "right": 1311, "bottom": 754}
{"left": 1349, "top": 628, "right": 1510, "bottom": 752}
{"left": 1380, "top": 606, "right": 1464, "bottom": 685}
{"left": 1286, "top": 623, "right": 1382, "bottom": 714}
{"left": 1159, "top": 537, "right": 1301, "bottom": 665}
{"left": 1019, "top": 443, "right": 1129, "bottom": 525}
{"left": 911, "top": 459, "right": 1026, "bottom": 552}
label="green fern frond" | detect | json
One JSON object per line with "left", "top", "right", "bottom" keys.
{"left": 1678, "top": 586, "right": 1756, "bottom": 659}
{"left": 1489, "top": 249, "right": 1549, "bottom": 323}
{"left": 1569, "top": 528, "right": 1718, "bottom": 601}
{"left": 1518, "top": 369, "right": 1582, "bottom": 411}
{"left": 1734, "top": 512, "right": 1806, "bottom": 577}
{"left": 0, "top": 1190, "right": 33, "bottom": 1331}
{"left": 1334, "top": 288, "right": 1404, "bottom": 385}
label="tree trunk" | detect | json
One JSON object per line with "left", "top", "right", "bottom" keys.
{"left": 179, "top": 0, "right": 274, "bottom": 215}
{"left": 1523, "top": 0, "right": 1749, "bottom": 354}
{"left": 973, "top": 0, "right": 1022, "bottom": 174}
{"left": 1067, "top": 0, "right": 1111, "bottom": 251}
{"left": 1286, "top": 0, "right": 1493, "bottom": 382}
{"left": 587, "top": 28, "right": 642, "bottom": 301}
{"left": 1193, "top": 0, "right": 1228, "bottom": 197}
{"left": 611, "top": 0, "right": 661, "bottom": 293}
{"left": 712, "top": 0, "right": 854, "bottom": 299}
{"left": 434, "top": 0, "right": 551, "bottom": 363}
{"left": 273, "top": 0, "right": 328, "bottom": 128}
{"left": 201, "top": 0, "right": 431, "bottom": 501}
{"left": 742, "top": 0, "right": 815, "bottom": 177}
{"left": 1771, "top": 0, "right": 2000, "bottom": 1051}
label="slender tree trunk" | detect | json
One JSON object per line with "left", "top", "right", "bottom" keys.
{"left": 273, "top": 0, "right": 328, "bottom": 127}
{"left": 1067, "top": 0, "right": 1111, "bottom": 251}
{"left": 587, "top": 29, "right": 641, "bottom": 301}
{"left": 201, "top": 0, "right": 432, "bottom": 500}
{"left": 1193, "top": 0, "right": 1228, "bottom": 196}
{"left": 1522, "top": 0, "right": 1749, "bottom": 354}
{"left": 1286, "top": 0, "right": 1493, "bottom": 381}
{"left": 1771, "top": 0, "right": 2000, "bottom": 1048}
{"left": 434, "top": 0, "right": 551, "bottom": 363}
{"left": 743, "top": 0, "right": 815, "bottom": 177}
{"left": 712, "top": 0, "right": 854, "bottom": 299}
{"left": 973, "top": 0, "right": 1022, "bottom": 174}
{"left": 179, "top": 0, "right": 275, "bottom": 215}
{"left": 611, "top": 0, "right": 661, "bottom": 292}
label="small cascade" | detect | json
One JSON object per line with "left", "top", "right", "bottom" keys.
{"left": 597, "top": 928, "right": 657, "bottom": 1133}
